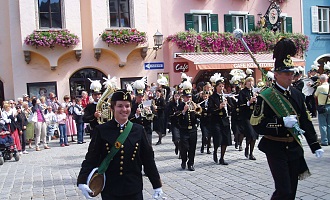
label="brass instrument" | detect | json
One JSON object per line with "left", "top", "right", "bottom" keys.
{"left": 185, "top": 100, "right": 202, "bottom": 114}
{"left": 96, "top": 76, "right": 116, "bottom": 124}
{"left": 138, "top": 103, "right": 154, "bottom": 120}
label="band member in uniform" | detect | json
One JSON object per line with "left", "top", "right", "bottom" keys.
{"left": 292, "top": 66, "right": 304, "bottom": 93}
{"left": 77, "top": 89, "right": 163, "bottom": 199}
{"left": 238, "top": 76, "right": 258, "bottom": 160}
{"left": 153, "top": 89, "right": 166, "bottom": 145}
{"left": 177, "top": 81, "right": 200, "bottom": 171}
{"left": 83, "top": 80, "right": 102, "bottom": 138}
{"left": 199, "top": 91, "right": 211, "bottom": 154}
{"left": 129, "top": 77, "right": 153, "bottom": 145}
{"left": 227, "top": 82, "right": 242, "bottom": 150}
{"left": 208, "top": 73, "right": 232, "bottom": 165}
{"left": 306, "top": 63, "right": 320, "bottom": 117}
{"left": 251, "top": 38, "right": 324, "bottom": 199}
{"left": 168, "top": 91, "right": 182, "bottom": 156}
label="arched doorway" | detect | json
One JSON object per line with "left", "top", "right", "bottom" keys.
{"left": 69, "top": 68, "right": 106, "bottom": 98}
{"left": 0, "top": 80, "right": 4, "bottom": 106}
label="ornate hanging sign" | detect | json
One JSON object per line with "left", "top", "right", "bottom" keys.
{"left": 265, "top": 2, "right": 281, "bottom": 32}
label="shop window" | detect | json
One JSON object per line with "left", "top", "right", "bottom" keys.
{"left": 224, "top": 14, "right": 255, "bottom": 33}
{"left": 185, "top": 13, "right": 218, "bottom": 32}
{"left": 38, "top": 0, "right": 62, "bottom": 29}
{"left": 109, "top": 0, "right": 131, "bottom": 27}
{"left": 69, "top": 68, "right": 106, "bottom": 97}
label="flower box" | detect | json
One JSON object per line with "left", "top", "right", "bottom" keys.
{"left": 101, "top": 28, "right": 147, "bottom": 46}
{"left": 167, "top": 29, "right": 309, "bottom": 57}
{"left": 24, "top": 30, "right": 79, "bottom": 49}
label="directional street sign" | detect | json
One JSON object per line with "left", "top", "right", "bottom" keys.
{"left": 144, "top": 62, "right": 164, "bottom": 70}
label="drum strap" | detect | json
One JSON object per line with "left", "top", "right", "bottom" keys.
{"left": 98, "top": 121, "right": 133, "bottom": 174}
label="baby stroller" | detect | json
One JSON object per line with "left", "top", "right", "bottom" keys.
{"left": 0, "top": 125, "right": 19, "bottom": 165}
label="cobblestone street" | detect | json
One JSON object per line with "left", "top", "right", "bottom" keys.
{"left": 0, "top": 118, "right": 329, "bottom": 200}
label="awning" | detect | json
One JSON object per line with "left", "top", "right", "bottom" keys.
{"left": 178, "top": 53, "right": 305, "bottom": 70}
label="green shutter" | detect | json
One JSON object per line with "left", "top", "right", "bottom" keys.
{"left": 224, "top": 14, "right": 233, "bottom": 32}
{"left": 286, "top": 17, "right": 292, "bottom": 33}
{"left": 247, "top": 15, "right": 255, "bottom": 31}
{"left": 185, "top": 13, "right": 194, "bottom": 31}
{"left": 265, "top": 20, "right": 272, "bottom": 30}
{"left": 210, "top": 14, "right": 219, "bottom": 32}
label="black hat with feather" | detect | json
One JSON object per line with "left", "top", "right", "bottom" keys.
{"left": 273, "top": 38, "right": 297, "bottom": 72}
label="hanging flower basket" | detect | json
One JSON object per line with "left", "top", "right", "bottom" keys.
{"left": 101, "top": 29, "right": 147, "bottom": 46}
{"left": 24, "top": 30, "right": 79, "bottom": 49}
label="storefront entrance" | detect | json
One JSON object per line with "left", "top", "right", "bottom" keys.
{"left": 69, "top": 68, "right": 106, "bottom": 98}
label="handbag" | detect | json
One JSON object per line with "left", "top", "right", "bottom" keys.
{"left": 317, "top": 85, "right": 330, "bottom": 114}
{"left": 27, "top": 112, "right": 37, "bottom": 123}
{"left": 87, "top": 121, "right": 133, "bottom": 197}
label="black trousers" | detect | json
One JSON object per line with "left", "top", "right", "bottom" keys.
{"left": 266, "top": 154, "right": 300, "bottom": 200}
{"left": 179, "top": 128, "right": 197, "bottom": 166}
{"left": 101, "top": 191, "right": 143, "bottom": 200}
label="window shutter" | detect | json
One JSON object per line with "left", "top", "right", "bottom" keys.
{"left": 185, "top": 13, "right": 194, "bottom": 31}
{"left": 286, "top": 17, "right": 292, "bottom": 33}
{"left": 224, "top": 14, "right": 233, "bottom": 32}
{"left": 210, "top": 14, "right": 219, "bottom": 32}
{"left": 247, "top": 15, "right": 255, "bottom": 32}
{"left": 311, "top": 6, "right": 319, "bottom": 33}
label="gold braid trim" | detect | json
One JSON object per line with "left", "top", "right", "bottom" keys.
{"left": 250, "top": 114, "right": 264, "bottom": 126}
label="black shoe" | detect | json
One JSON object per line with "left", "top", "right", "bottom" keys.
{"left": 77, "top": 142, "right": 83, "bottom": 144}
{"left": 181, "top": 162, "right": 186, "bottom": 169}
{"left": 239, "top": 146, "right": 243, "bottom": 151}
{"left": 71, "top": 140, "right": 76, "bottom": 142}
{"left": 249, "top": 154, "right": 256, "bottom": 160}
{"left": 175, "top": 146, "right": 178, "bottom": 155}
{"left": 235, "top": 142, "right": 238, "bottom": 149}
{"left": 201, "top": 146, "right": 204, "bottom": 153}
{"left": 213, "top": 152, "right": 218, "bottom": 163}
{"left": 245, "top": 147, "right": 249, "bottom": 158}
{"left": 156, "top": 141, "right": 162, "bottom": 145}
{"left": 207, "top": 149, "right": 211, "bottom": 154}
{"left": 219, "top": 158, "right": 228, "bottom": 165}
{"left": 188, "top": 165, "right": 195, "bottom": 171}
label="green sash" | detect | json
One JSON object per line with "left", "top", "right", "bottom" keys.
{"left": 259, "top": 87, "right": 302, "bottom": 146}
{"left": 98, "top": 121, "right": 133, "bottom": 174}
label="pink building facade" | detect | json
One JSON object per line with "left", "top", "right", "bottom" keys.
{"left": 0, "top": 0, "right": 304, "bottom": 102}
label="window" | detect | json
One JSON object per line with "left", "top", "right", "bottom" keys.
{"left": 224, "top": 14, "right": 254, "bottom": 33}
{"left": 318, "top": 7, "right": 330, "bottom": 33}
{"left": 193, "top": 14, "right": 208, "bottom": 32}
{"left": 232, "top": 15, "right": 246, "bottom": 31}
{"left": 38, "top": 0, "right": 62, "bottom": 29}
{"left": 185, "top": 13, "right": 218, "bottom": 32}
{"left": 311, "top": 6, "right": 330, "bottom": 33}
{"left": 109, "top": 0, "right": 130, "bottom": 27}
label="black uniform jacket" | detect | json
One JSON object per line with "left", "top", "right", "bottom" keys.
{"left": 177, "top": 102, "right": 200, "bottom": 130}
{"left": 208, "top": 93, "right": 230, "bottom": 126}
{"left": 77, "top": 120, "right": 162, "bottom": 196}
{"left": 292, "top": 79, "right": 304, "bottom": 92}
{"left": 129, "top": 100, "right": 152, "bottom": 133}
{"left": 167, "top": 100, "right": 180, "bottom": 126}
{"left": 251, "top": 85, "right": 321, "bottom": 157}
{"left": 83, "top": 103, "right": 99, "bottom": 129}
{"left": 238, "top": 87, "right": 255, "bottom": 120}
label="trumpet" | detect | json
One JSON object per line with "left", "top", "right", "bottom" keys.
{"left": 185, "top": 100, "right": 202, "bottom": 114}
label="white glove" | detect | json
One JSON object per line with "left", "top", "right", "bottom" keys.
{"left": 283, "top": 115, "right": 298, "bottom": 128}
{"left": 153, "top": 187, "right": 163, "bottom": 199}
{"left": 78, "top": 184, "right": 93, "bottom": 199}
{"left": 315, "top": 149, "right": 324, "bottom": 158}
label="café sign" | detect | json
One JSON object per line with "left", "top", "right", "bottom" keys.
{"left": 233, "top": 62, "right": 274, "bottom": 69}
{"left": 173, "top": 62, "right": 189, "bottom": 72}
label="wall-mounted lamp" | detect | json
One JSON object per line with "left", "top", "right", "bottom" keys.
{"left": 153, "top": 30, "right": 163, "bottom": 59}
{"left": 51, "top": 66, "right": 57, "bottom": 70}
{"left": 24, "top": 50, "right": 31, "bottom": 64}
{"left": 75, "top": 50, "right": 82, "bottom": 61}
{"left": 257, "top": 12, "right": 265, "bottom": 28}
{"left": 94, "top": 48, "right": 101, "bottom": 61}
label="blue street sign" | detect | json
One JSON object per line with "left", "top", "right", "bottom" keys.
{"left": 144, "top": 62, "right": 164, "bottom": 70}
